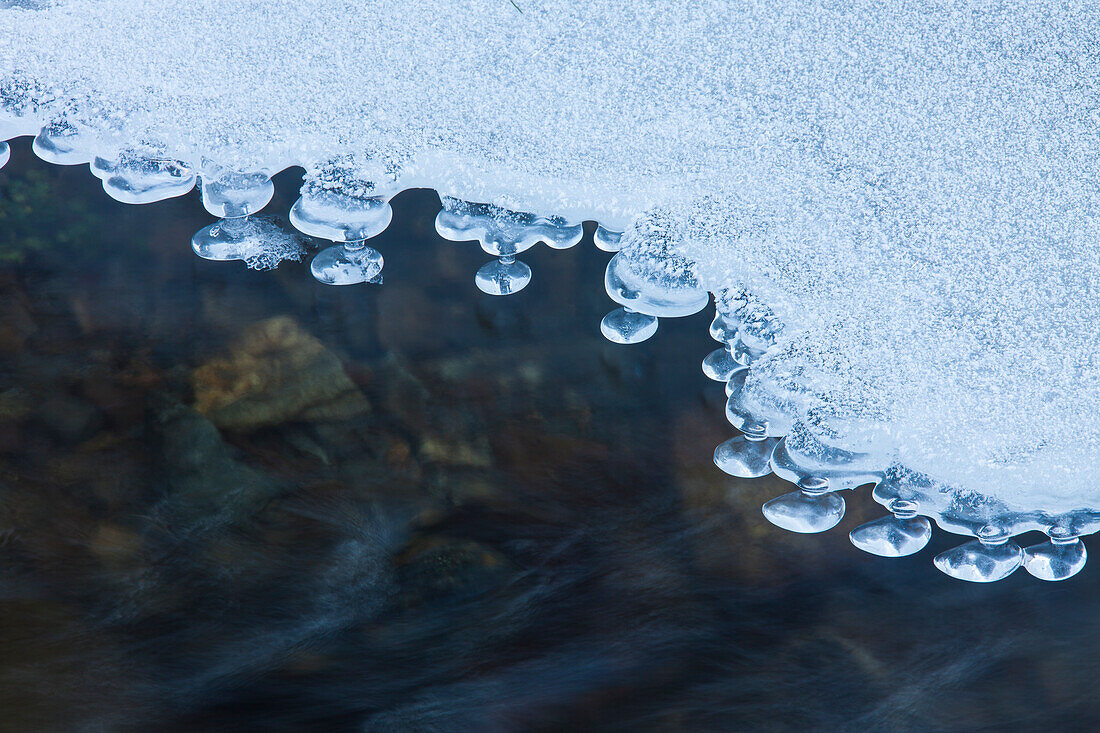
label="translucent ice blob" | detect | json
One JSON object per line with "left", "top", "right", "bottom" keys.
{"left": 290, "top": 168, "right": 393, "bottom": 285}
{"left": 600, "top": 210, "right": 709, "bottom": 343}
{"left": 435, "top": 197, "right": 582, "bottom": 296}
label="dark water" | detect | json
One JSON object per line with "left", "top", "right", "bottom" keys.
{"left": 0, "top": 139, "right": 1097, "bottom": 732}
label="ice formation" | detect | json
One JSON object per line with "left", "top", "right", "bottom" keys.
{"left": 2, "top": 1, "right": 1098, "bottom": 581}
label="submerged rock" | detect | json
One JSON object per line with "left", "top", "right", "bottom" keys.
{"left": 149, "top": 398, "right": 285, "bottom": 523}
{"left": 191, "top": 316, "right": 369, "bottom": 431}
{"left": 31, "top": 392, "right": 104, "bottom": 443}
{"left": 394, "top": 535, "right": 516, "bottom": 609}
{"left": 0, "top": 280, "right": 37, "bottom": 353}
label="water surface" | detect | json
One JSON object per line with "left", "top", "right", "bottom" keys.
{"left": 0, "top": 141, "right": 1095, "bottom": 732}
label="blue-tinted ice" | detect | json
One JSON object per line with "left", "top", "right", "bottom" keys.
{"left": 3, "top": 0, "right": 1099, "bottom": 582}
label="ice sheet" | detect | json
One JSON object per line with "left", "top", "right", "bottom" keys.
{"left": 2, "top": 1, "right": 1098, "bottom": 517}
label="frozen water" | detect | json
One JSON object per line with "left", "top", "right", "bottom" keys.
{"left": 701, "top": 348, "right": 738, "bottom": 383}
{"left": 933, "top": 527, "right": 1024, "bottom": 583}
{"left": 762, "top": 477, "right": 846, "bottom": 535}
{"left": 473, "top": 256, "right": 531, "bottom": 297}
{"left": 291, "top": 161, "right": 392, "bottom": 285}
{"left": 90, "top": 148, "right": 195, "bottom": 204}
{"left": 849, "top": 500, "right": 932, "bottom": 558}
{"left": 309, "top": 241, "right": 384, "bottom": 286}
{"left": 603, "top": 212, "right": 710, "bottom": 319}
{"left": 435, "top": 196, "right": 582, "bottom": 294}
{"left": 593, "top": 226, "right": 623, "bottom": 253}
{"left": 32, "top": 120, "right": 90, "bottom": 165}
{"left": 3, "top": 1, "right": 1100, "bottom": 579}
{"left": 713, "top": 421, "right": 778, "bottom": 479}
{"left": 1023, "top": 531, "right": 1087, "bottom": 581}
{"left": 191, "top": 216, "right": 309, "bottom": 271}
{"left": 600, "top": 308, "right": 658, "bottom": 345}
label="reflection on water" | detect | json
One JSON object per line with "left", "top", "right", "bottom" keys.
{"left": 0, "top": 140, "right": 1097, "bottom": 732}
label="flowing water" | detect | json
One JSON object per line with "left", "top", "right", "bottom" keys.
{"left": 0, "top": 141, "right": 1097, "bottom": 732}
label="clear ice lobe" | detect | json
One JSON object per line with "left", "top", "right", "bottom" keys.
{"left": 933, "top": 526, "right": 1023, "bottom": 583}
{"left": 31, "top": 121, "right": 92, "bottom": 166}
{"left": 191, "top": 215, "right": 308, "bottom": 270}
{"left": 1023, "top": 529, "right": 1087, "bottom": 581}
{"left": 90, "top": 151, "right": 195, "bottom": 204}
{"left": 849, "top": 500, "right": 931, "bottom": 557}
{"left": 600, "top": 307, "right": 658, "bottom": 344}
{"left": 290, "top": 186, "right": 392, "bottom": 286}
{"left": 603, "top": 247, "right": 709, "bottom": 319}
{"left": 724, "top": 370, "right": 792, "bottom": 438}
{"left": 701, "top": 347, "right": 738, "bottom": 382}
{"left": 199, "top": 170, "right": 274, "bottom": 219}
{"left": 593, "top": 226, "right": 623, "bottom": 252}
{"left": 0, "top": 141, "right": 8, "bottom": 170}
{"left": 713, "top": 421, "right": 778, "bottom": 478}
{"left": 289, "top": 189, "right": 392, "bottom": 243}
{"left": 770, "top": 426, "right": 886, "bottom": 492}
{"left": 709, "top": 312, "right": 740, "bottom": 345}
{"left": 191, "top": 169, "right": 277, "bottom": 265}
{"left": 473, "top": 255, "right": 530, "bottom": 296}
{"left": 600, "top": 228, "right": 708, "bottom": 345}
{"left": 310, "top": 240, "right": 383, "bottom": 285}
{"left": 762, "top": 477, "right": 846, "bottom": 534}
{"left": 435, "top": 197, "right": 582, "bottom": 296}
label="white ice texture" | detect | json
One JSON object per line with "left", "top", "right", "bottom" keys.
{"left": 2, "top": 2, "right": 1099, "bottom": 525}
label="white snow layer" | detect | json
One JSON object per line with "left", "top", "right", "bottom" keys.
{"left": 2, "top": 1, "right": 1099, "bottom": 514}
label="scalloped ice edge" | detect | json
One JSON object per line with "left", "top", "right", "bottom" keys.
{"left": 1, "top": 126, "right": 1095, "bottom": 583}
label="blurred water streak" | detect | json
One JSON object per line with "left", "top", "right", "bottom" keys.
{"left": 0, "top": 141, "right": 1096, "bottom": 732}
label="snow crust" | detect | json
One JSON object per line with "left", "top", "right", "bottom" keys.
{"left": 2, "top": 1, "right": 1099, "bottom": 514}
